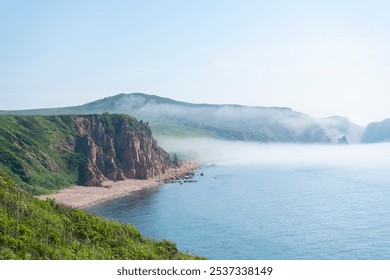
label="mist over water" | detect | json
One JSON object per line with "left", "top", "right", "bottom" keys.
{"left": 87, "top": 138, "right": 390, "bottom": 259}
{"left": 158, "top": 137, "right": 390, "bottom": 167}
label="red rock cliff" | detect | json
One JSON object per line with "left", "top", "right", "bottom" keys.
{"left": 74, "top": 114, "right": 173, "bottom": 186}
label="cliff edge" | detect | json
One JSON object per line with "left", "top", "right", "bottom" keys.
{"left": 74, "top": 114, "right": 173, "bottom": 186}
{"left": 0, "top": 114, "right": 175, "bottom": 194}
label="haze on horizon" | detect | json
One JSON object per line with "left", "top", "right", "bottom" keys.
{"left": 1, "top": 0, "right": 390, "bottom": 126}
{"left": 158, "top": 137, "right": 390, "bottom": 168}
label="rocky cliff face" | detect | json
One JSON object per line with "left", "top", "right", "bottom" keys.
{"left": 74, "top": 114, "right": 173, "bottom": 186}
{"left": 2, "top": 93, "right": 364, "bottom": 144}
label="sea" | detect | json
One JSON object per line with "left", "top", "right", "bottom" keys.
{"left": 86, "top": 143, "right": 390, "bottom": 259}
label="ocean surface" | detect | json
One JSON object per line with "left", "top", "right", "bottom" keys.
{"left": 86, "top": 145, "right": 390, "bottom": 259}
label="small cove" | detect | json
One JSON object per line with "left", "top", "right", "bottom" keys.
{"left": 86, "top": 144, "right": 390, "bottom": 259}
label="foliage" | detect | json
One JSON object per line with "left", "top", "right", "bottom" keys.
{"left": 0, "top": 114, "right": 202, "bottom": 260}
{"left": 0, "top": 115, "right": 81, "bottom": 194}
{"left": 0, "top": 170, "right": 203, "bottom": 260}
{"left": 0, "top": 114, "right": 144, "bottom": 194}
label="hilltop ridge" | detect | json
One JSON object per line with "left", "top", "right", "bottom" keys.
{"left": 0, "top": 93, "right": 364, "bottom": 143}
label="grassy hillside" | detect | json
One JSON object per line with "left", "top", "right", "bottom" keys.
{"left": 0, "top": 114, "right": 144, "bottom": 194}
{"left": 0, "top": 170, "right": 202, "bottom": 259}
{"left": 0, "top": 92, "right": 365, "bottom": 143}
{"left": 0, "top": 115, "right": 80, "bottom": 194}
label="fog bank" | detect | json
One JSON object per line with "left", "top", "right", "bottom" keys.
{"left": 159, "top": 137, "right": 390, "bottom": 167}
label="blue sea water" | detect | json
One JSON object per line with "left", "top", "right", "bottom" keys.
{"left": 86, "top": 158, "right": 390, "bottom": 259}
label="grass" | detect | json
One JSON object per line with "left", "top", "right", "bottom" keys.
{"left": 150, "top": 120, "right": 219, "bottom": 139}
{"left": 0, "top": 114, "right": 144, "bottom": 194}
{"left": 0, "top": 115, "right": 80, "bottom": 194}
{"left": 0, "top": 170, "right": 203, "bottom": 259}
{"left": 0, "top": 113, "right": 204, "bottom": 259}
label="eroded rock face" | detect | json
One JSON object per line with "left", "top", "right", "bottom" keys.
{"left": 74, "top": 114, "right": 172, "bottom": 186}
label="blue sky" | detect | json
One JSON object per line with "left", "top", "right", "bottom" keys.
{"left": 1, "top": 0, "right": 389, "bottom": 125}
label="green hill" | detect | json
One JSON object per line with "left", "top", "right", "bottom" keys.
{"left": 0, "top": 115, "right": 81, "bottom": 194}
{"left": 0, "top": 93, "right": 364, "bottom": 143}
{"left": 0, "top": 170, "right": 202, "bottom": 259}
{"left": 0, "top": 114, "right": 202, "bottom": 259}
{"left": 0, "top": 114, "right": 173, "bottom": 195}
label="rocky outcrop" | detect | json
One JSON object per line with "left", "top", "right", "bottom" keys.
{"left": 74, "top": 114, "right": 173, "bottom": 186}
{"left": 2, "top": 93, "right": 364, "bottom": 144}
{"left": 337, "top": 135, "right": 349, "bottom": 144}
{"left": 362, "top": 118, "right": 390, "bottom": 143}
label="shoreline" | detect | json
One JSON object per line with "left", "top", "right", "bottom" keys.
{"left": 37, "top": 160, "right": 199, "bottom": 209}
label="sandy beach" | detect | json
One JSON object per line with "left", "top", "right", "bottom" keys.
{"left": 37, "top": 161, "right": 198, "bottom": 209}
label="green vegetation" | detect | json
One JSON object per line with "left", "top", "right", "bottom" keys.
{"left": 0, "top": 170, "right": 202, "bottom": 259}
{"left": 0, "top": 114, "right": 142, "bottom": 195}
{"left": 0, "top": 113, "right": 204, "bottom": 260}
{"left": 101, "top": 112, "right": 140, "bottom": 135}
{"left": 0, "top": 92, "right": 365, "bottom": 143}
{"left": 0, "top": 115, "right": 80, "bottom": 194}
{"left": 151, "top": 120, "right": 219, "bottom": 139}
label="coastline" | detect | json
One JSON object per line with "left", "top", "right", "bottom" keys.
{"left": 37, "top": 160, "right": 198, "bottom": 209}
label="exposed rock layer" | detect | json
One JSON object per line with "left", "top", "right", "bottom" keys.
{"left": 1, "top": 93, "right": 365, "bottom": 143}
{"left": 74, "top": 114, "right": 173, "bottom": 186}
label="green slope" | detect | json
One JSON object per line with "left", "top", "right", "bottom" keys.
{"left": 0, "top": 92, "right": 364, "bottom": 143}
{"left": 0, "top": 114, "right": 145, "bottom": 194}
{"left": 0, "top": 115, "right": 81, "bottom": 194}
{"left": 0, "top": 170, "right": 202, "bottom": 259}
{"left": 0, "top": 114, "right": 204, "bottom": 260}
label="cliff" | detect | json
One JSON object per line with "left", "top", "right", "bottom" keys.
{"left": 74, "top": 114, "right": 173, "bottom": 186}
{"left": 0, "top": 114, "right": 174, "bottom": 194}
{"left": 362, "top": 118, "right": 390, "bottom": 143}
{"left": 0, "top": 92, "right": 364, "bottom": 143}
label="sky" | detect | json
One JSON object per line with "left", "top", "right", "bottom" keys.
{"left": 0, "top": 0, "right": 389, "bottom": 126}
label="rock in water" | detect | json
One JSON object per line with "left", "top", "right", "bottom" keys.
{"left": 337, "top": 135, "right": 349, "bottom": 144}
